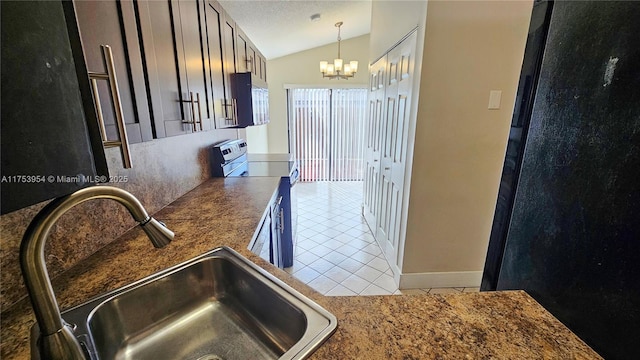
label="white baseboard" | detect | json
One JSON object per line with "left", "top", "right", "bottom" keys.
{"left": 398, "top": 271, "right": 482, "bottom": 289}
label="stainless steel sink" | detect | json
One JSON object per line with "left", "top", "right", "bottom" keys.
{"left": 48, "top": 247, "right": 337, "bottom": 360}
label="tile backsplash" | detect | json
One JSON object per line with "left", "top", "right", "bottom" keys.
{"left": 0, "top": 129, "right": 243, "bottom": 310}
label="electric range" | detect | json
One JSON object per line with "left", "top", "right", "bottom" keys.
{"left": 210, "top": 139, "right": 298, "bottom": 268}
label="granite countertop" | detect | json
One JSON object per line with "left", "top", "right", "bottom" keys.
{"left": 0, "top": 177, "right": 602, "bottom": 359}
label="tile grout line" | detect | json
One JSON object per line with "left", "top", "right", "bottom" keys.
{"left": 292, "top": 182, "right": 480, "bottom": 296}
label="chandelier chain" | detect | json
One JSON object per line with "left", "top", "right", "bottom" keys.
{"left": 336, "top": 22, "right": 342, "bottom": 59}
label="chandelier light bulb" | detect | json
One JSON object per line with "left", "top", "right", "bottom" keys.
{"left": 320, "top": 61, "right": 328, "bottom": 73}
{"left": 344, "top": 63, "right": 352, "bottom": 76}
{"left": 334, "top": 58, "right": 343, "bottom": 72}
{"left": 349, "top": 60, "right": 358, "bottom": 73}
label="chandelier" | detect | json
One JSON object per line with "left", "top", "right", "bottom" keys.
{"left": 319, "top": 22, "right": 358, "bottom": 80}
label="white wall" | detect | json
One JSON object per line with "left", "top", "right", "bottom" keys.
{"left": 245, "top": 125, "right": 269, "bottom": 153}
{"left": 369, "top": 0, "right": 429, "bottom": 284}
{"left": 369, "top": 1, "right": 428, "bottom": 60}
{"left": 401, "top": 0, "right": 532, "bottom": 283}
{"left": 263, "top": 34, "right": 370, "bottom": 154}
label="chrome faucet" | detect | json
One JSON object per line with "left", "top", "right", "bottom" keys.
{"left": 20, "top": 186, "right": 174, "bottom": 359}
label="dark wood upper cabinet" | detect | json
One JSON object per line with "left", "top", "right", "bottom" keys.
{"left": 137, "top": 0, "right": 209, "bottom": 138}
{"left": 236, "top": 28, "right": 249, "bottom": 73}
{"left": 248, "top": 44, "right": 258, "bottom": 76}
{"left": 216, "top": 6, "right": 271, "bottom": 129}
{"left": 73, "top": 0, "right": 153, "bottom": 144}
{"left": 136, "top": 0, "right": 181, "bottom": 138}
{"left": 218, "top": 11, "right": 238, "bottom": 128}
{"left": 235, "top": 26, "right": 266, "bottom": 82}
{"left": 221, "top": 13, "right": 237, "bottom": 79}
{"left": 1, "top": 0, "right": 108, "bottom": 214}
{"left": 230, "top": 72, "right": 269, "bottom": 128}
{"left": 172, "top": 0, "right": 214, "bottom": 132}
{"left": 257, "top": 53, "right": 267, "bottom": 82}
{"left": 0, "top": 0, "right": 267, "bottom": 214}
{"left": 203, "top": 0, "right": 227, "bottom": 129}
{"left": 137, "top": 0, "right": 247, "bottom": 137}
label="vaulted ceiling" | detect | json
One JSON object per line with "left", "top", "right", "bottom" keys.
{"left": 218, "top": 0, "right": 372, "bottom": 60}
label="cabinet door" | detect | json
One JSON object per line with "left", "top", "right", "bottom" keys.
{"left": 173, "top": 0, "right": 213, "bottom": 132}
{"left": 73, "top": 0, "right": 153, "bottom": 144}
{"left": 136, "top": 0, "right": 184, "bottom": 138}
{"left": 252, "top": 210, "right": 272, "bottom": 262}
{"left": 1, "top": 0, "right": 107, "bottom": 214}
{"left": 263, "top": 57, "right": 267, "bottom": 81}
{"left": 248, "top": 44, "right": 258, "bottom": 76}
{"left": 236, "top": 28, "right": 249, "bottom": 73}
{"left": 219, "top": 12, "right": 237, "bottom": 127}
{"left": 137, "top": 0, "right": 209, "bottom": 137}
{"left": 279, "top": 178, "right": 293, "bottom": 267}
{"left": 203, "top": 0, "right": 226, "bottom": 128}
{"left": 258, "top": 54, "right": 267, "bottom": 81}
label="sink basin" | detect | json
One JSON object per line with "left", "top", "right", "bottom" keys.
{"left": 47, "top": 247, "right": 337, "bottom": 360}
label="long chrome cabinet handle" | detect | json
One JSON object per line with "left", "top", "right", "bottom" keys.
{"left": 189, "top": 92, "right": 197, "bottom": 132}
{"left": 180, "top": 92, "right": 203, "bottom": 132}
{"left": 232, "top": 98, "right": 238, "bottom": 126}
{"left": 196, "top": 92, "right": 203, "bottom": 131}
{"left": 221, "top": 98, "right": 237, "bottom": 126}
{"left": 180, "top": 92, "right": 195, "bottom": 132}
{"left": 89, "top": 78, "right": 108, "bottom": 140}
{"left": 88, "top": 44, "right": 132, "bottom": 169}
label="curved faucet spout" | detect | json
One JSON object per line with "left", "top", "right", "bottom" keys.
{"left": 20, "top": 186, "right": 174, "bottom": 359}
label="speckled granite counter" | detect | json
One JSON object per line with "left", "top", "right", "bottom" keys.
{"left": 0, "top": 177, "right": 601, "bottom": 359}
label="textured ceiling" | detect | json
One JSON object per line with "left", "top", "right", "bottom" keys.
{"left": 218, "top": 0, "right": 372, "bottom": 60}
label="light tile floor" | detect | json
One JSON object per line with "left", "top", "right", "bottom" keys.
{"left": 287, "top": 181, "right": 480, "bottom": 296}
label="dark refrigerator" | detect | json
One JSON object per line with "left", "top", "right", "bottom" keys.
{"left": 481, "top": 1, "right": 640, "bottom": 359}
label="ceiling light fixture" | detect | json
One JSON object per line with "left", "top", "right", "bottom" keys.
{"left": 319, "top": 22, "right": 358, "bottom": 80}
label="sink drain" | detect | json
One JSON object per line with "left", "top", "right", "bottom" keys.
{"left": 196, "top": 355, "right": 225, "bottom": 360}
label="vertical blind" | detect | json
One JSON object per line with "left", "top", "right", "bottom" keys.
{"left": 288, "top": 88, "right": 367, "bottom": 182}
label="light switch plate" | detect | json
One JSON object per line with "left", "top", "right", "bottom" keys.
{"left": 488, "top": 90, "right": 502, "bottom": 110}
